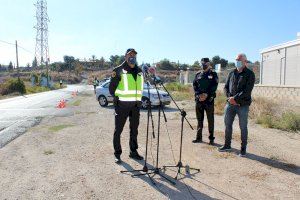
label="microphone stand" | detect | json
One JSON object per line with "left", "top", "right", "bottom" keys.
{"left": 121, "top": 77, "right": 175, "bottom": 185}
{"left": 159, "top": 81, "right": 200, "bottom": 180}
{"left": 130, "top": 77, "right": 176, "bottom": 185}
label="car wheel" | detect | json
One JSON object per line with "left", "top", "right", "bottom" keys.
{"left": 141, "top": 97, "right": 150, "bottom": 109}
{"left": 98, "top": 95, "right": 108, "bottom": 107}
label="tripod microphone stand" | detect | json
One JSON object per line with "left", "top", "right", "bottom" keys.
{"left": 160, "top": 82, "right": 200, "bottom": 180}
{"left": 121, "top": 80, "right": 175, "bottom": 185}
{"left": 131, "top": 78, "right": 175, "bottom": 185}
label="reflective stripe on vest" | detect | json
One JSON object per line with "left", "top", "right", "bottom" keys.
{"left": 115, "top": 70, "right": 144, "bottom": 101}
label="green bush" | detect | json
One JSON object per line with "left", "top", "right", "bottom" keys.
{"left": 256, "top": 114, "right": 274, "bottom": 128}
{"left": 30, "top": 73, "right": 39, "bottom": 85}
{"left": 256, "top": 112, "right": 300, "bottom": 132}
{"left": 0, "top": 78, "right": 26, "bottom": 95}
{"left": 26, "top": 86, "right": 50, "bottom": 94}
{"left": 275, "top": 112, "right": 300, "bottom": 132}
{"left": 165, "top": 82, "right": 190, "bottom": 92}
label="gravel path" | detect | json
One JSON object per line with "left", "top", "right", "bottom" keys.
{"left": 0, "top": 86, "right": 299, "bottom": 200}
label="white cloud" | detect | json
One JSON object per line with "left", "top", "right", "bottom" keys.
{"left": 144, "top": 16, "right": 154, "bottom": 23}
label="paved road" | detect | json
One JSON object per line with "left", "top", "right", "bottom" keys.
{"left": 0, "top": 84, "right": 90, "bottom": 148}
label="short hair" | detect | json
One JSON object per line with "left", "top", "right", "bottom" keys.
{"left": 237, "top": 53, "right": 247, "bottom": 61}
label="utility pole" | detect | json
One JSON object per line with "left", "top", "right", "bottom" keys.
{"left": 46, "top": 60, "right": 49, "bottom": 86}
{"left": 15, "top": 40, "right": 20, "bottom": 78}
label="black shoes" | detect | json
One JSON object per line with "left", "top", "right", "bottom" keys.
{"left": 192, "top": 139, "right": 203, "bottom": 143}
{"left": 129, "top": 151, "right": 144, "bottom": 160}
{"left": 115, "top": 151, "right": 144, "bottom": 163}
{"left": 218, "top": 145, "right": 232, "bottom": 152}
{"left": 239, "top": 148, "right": 246, "bottom": 157}
{"left": 114, "top": 155, "right": 121, "bottom": 164}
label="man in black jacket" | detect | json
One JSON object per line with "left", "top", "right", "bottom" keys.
{"left": 193, "top": 58, "right": 218, "bottom": 145}
{"left": 219, "top": 53, "right": 255, "bottom": 157}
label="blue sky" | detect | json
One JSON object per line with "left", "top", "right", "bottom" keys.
{"left": 0, "top": 0, "right": 299, "bottom": 66}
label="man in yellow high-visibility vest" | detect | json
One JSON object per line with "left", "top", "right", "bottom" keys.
{"left": 109, "top": 48, "right": 144, "bottom": 164}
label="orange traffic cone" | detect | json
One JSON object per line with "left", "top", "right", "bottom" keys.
{"left": 56, "top": 99, "right": 66, "bottom": 108}
{"left": 61, "top": 99, "right": 66, "bottom": 108}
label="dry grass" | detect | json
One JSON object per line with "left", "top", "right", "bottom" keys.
{"left": 71, "top": 99, "right": 81, "bottom": 106}
{"left": 245, "top": 171, "right": 269, "bottom": 181}
{"left": 249, "top": 97, "right": 277, "bottom": 119}
{"left": 48, "top": 124, "right": 74, "bottom": 132}
{"left": 202, "top": 145, "right": 215, "bottom": 151}
{"left": 213, "top": 152, "right": 236, "bottom": 159}
{"left": 44, "top": 150, "right": 55, "bottom": 155}
{"left": 214, "top": 91, "right": 227, "bottom": 115}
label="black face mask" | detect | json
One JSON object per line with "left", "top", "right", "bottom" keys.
{"left": 202, "top": 63, "right": 209, "bottom": 70}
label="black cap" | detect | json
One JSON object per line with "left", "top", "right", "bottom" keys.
{"left": 125, "top": 48, "right": 137, "bottom": 55}
{"left": 201, "top": 58, "right": 210, "bottom": 63}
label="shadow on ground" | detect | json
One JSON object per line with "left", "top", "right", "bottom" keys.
{"left": 119, "top": 161, "right": 229, "bottom": 200}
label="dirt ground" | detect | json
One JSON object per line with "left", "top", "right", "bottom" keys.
{"left": 0, "top": 86, "right": 299, "bottom": 200}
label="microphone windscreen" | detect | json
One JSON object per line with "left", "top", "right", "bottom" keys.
{"left": 142, "top": 64, "right": 149, "bottom": 74}
{"left": 148, "top": 66, "right": 156, "bottom": 75}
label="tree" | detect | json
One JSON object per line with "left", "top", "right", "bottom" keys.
{"left": 109, "top": 55, "right": 119, "bottom": 67}
{"left": 74, "top": 61, "right": 83, "bottom": 76}
{"left": 211, "top": 55, "right": 221, "bottom": 68}
{"left": 179, "top": 64, "right": 190, "bottom": 71}
{"left": 32, "top": 57, "right": 38, "bottom": 68}
{"left": 91, "top": 55, "right": 96, "bottom": 62}
{"left": 63, "top": 55, "right": 75, "bottom": 71}
{"left": 8, "top": 61, "right": 13, "bottom": 71}
{"left": 158, "top": 59, "right": 176, "bottom": 70}
{"left": 26, "top": 63, "right": 30, "bottom": 68}
{"left": 99, "top": 57, "right": 105, "bottom": 69}
{"left": 109, "top": 55, "right": 125, "bottom": 67}
{"left": 91, "top": 55, "right": 96, "bottom": 69}
{"left": 191, "top": 61, "right": 201, "bottom": 71}
{"left": 211, "top": 55, "right": 228, "bottom": 69}
{"left": 117, "top": 55, "right": 125, "bottom": 66}
{"left": 227, "top": 62, "right": 236, "bottom": 69}
{"left": 219, "top": 58, "right": 228, "bottom": 69}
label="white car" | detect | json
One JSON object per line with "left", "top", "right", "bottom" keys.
{"left": 96, "top": 81, "right": 171, "bottom": 109}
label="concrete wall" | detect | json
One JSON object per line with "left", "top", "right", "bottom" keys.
{"left": 218, "top": 83, "right": 300, "bottom": 102}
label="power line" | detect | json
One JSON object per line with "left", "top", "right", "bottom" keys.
{"left": 0, "top": 39, "right": 14, "bottom": 46}
{"left": 0, "top": 39, "right": 34, "bottom": 54}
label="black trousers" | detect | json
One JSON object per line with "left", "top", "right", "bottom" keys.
{"left": 113, "top": 103, "right": 140, "bottom": 156}
{"left": 195, "top": 102, "right": 215, "bottom": 140}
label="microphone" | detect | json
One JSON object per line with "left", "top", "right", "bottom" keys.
{"left": 142, "top": 64, "right": 149, "bottom": 75}
{"left": 148, "top": 66, "right": 163, "bottom": 84}
{"left": 141, "top": 64, "right": 162, "bottom": 84}
{"left": 148, "top": 66, "right": 156, "bottom": 75}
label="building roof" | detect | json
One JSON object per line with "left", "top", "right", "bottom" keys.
{"left": 260, "top": 39, "right": 300, "bottom": 54}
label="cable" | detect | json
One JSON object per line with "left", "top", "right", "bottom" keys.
{"left": 163, "top": 113, "right": 198, "bottom": 200}
{"left": 164, "top": 121, "right": 177, "bottom": 165}
{"left": 149, "top": 128, "right": 155, "bottom": 164}
{"left": 0, "top": 39, "right": 34, "bottom": 54}
{"left": 179, "top": 173, "right": 198, "bottom": 200}
{"left": 0, "top": 39, "right": 14, "bottom": 45}
{"left": 18, "top": 46, "right": 34, "bottom": 54}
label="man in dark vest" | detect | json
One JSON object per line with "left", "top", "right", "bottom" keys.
{"left": 193, "top": 58, "right": 218, "bottom": 145}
